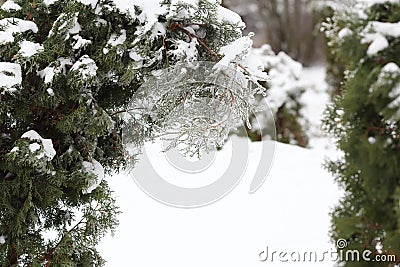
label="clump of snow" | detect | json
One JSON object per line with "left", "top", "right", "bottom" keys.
{"left": 71, "top": 55, "right": 98, "bottom": 79}
{"left": 151, "top": 22, "right": 166, "bottom": 39}
{"left": 382, "top": 62, "right": 400, "bottom": 74}
{"left": 18, "top": 40, "right": 44, "bottom": 57}
{"left": 103, "top": 29, "right": 127, "bottom": 54}
{"left": 361, "top": 22, "right": 400, "bottom": 56}
{"left": 128, "top": 50, "right": 144, "bottom": 69}
{"left": 37, "top": 67, "right": 56, "bottom": 84}
{"left": 367, "top": 21, "right": 400, "bottom": 37}
{"left": 217, "top": 5, "right": 245, "bottom": 28}
{"left": 366, "top": 35, "right": 388, "bottom": 56}
{"left": 21, "top": 130, "right": 56, "bottom": 161}
{"left": 1, "top": 0, "right": 21, "bottom": 11}
{"left": 0, "top": 18, "right": 38, "bottom": 44}
{"left": 10, "top": 147, "right": 19, "bottom": 153}
{"left": 47, "top": 88, "right": 55, "bottom": 96}
{"left": 43, "top": 0, "right": 57, "bottom": 5}
{"left": 0, "top": 62, "right": 22, "bottom": 92}
{"left": 29, "top": 143, "right": 41, "bottom": 153}
{"left": 338, "top": 27, "right": 353, "bottom": 39}
{"left": 129, "top": 51, "right": 144, "bottom": 62}
{"left": 72, "top": 35, "right": 92, "bottom": 50}
{"left": 82, "top": 159, "right": 104, "bottom": 194}
{"left": 0, "top": 235, "right": 5, "bottom": 244}
{"left": 245, "top": 45, "right": 302, "bottom": 112}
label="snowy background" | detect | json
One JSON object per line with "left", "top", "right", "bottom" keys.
{"left": 98, "top": 66, "right": 343, "bottom": 266}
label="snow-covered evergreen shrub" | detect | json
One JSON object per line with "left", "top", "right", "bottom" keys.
{"left": 0, "top": 0, "right": 266, "bottom": 265}
{"left": 323, "top": 1, "right": 400, "bottom": 266}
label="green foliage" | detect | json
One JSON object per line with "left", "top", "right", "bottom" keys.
{"left": 0, "top": 0, "right": 249, "bottom": 265}
{"left": 323, "top": 1, "right": 400, "bottom": 266}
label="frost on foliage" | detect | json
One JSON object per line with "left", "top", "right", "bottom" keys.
{"left": 216, "top": 4, "right": 245, "bottom": 28}
{"left": 18, "top": 40, "right": 44, "bottom": 57}
{"left": 37, "top": 67, "right": 56, "bottom": 84}
{"left": 338, "top": 28, "right": 353, "bottom": 40}
{"left": 71, "top": 55, "right": 98, "bottom": 80}
{"left": 43, "top": 0, "right": 57, "bottom": 6}
{"left": 82, "top": 159, "right": 104, "bottom": 194}
{"left": 122, "top": 61, "right": 265, "bottom": 157}
{"left": 47, "top": 88, "right": 55, "bottom": 96}
{"left": 0, "top": 62, "right": 22, "bottom": 92}
{"left": 0, "top": 18, "right": 38, "bottom": 44}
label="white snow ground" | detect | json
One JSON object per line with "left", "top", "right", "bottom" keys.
{"left": 98, "top": 66, "right": 342, "bottom": 266}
